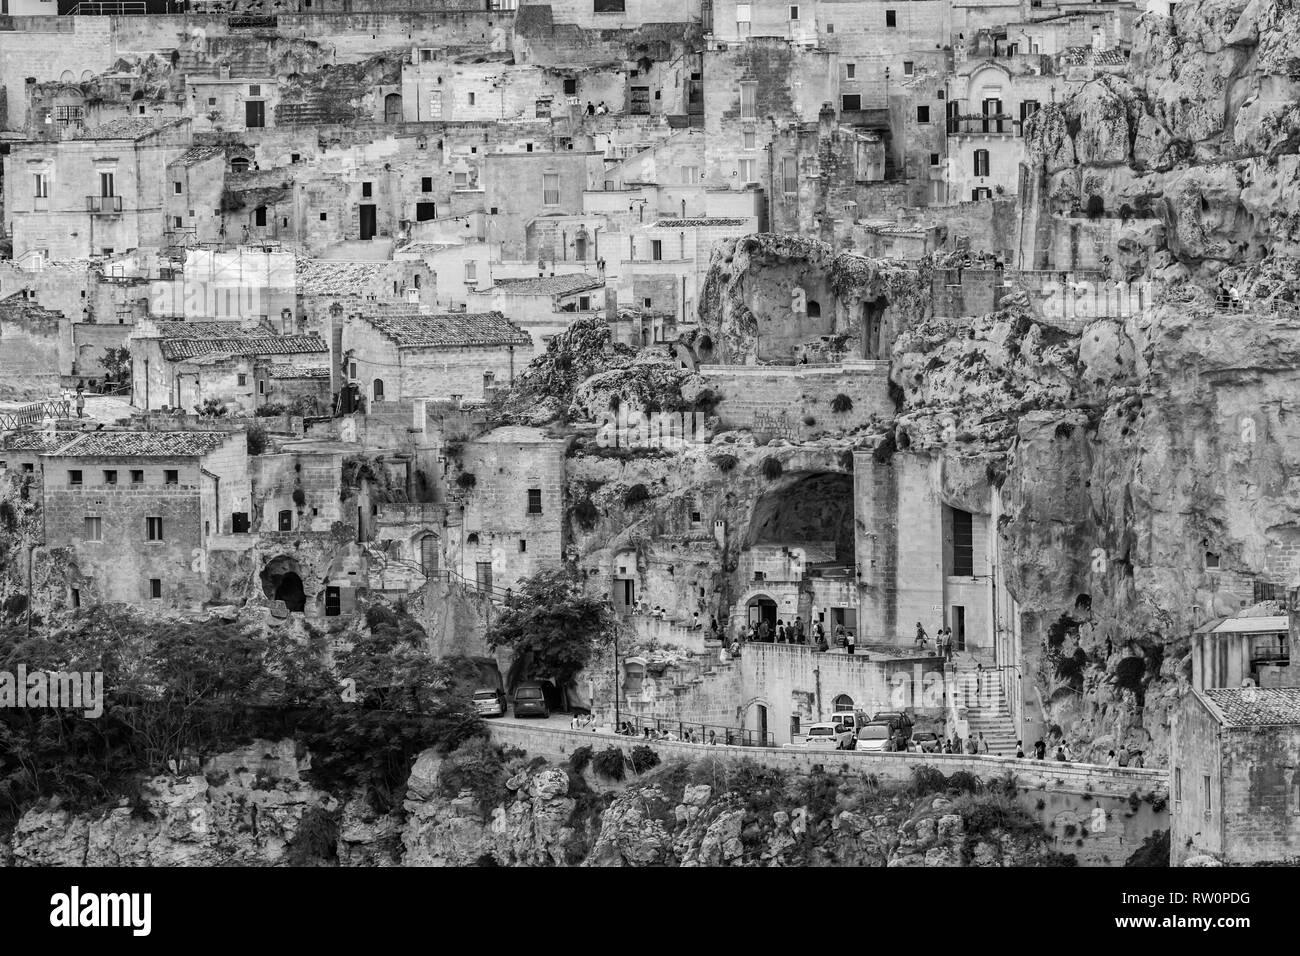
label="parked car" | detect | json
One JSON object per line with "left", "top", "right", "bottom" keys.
{"left": 802, "top": 722, "right": 852, "bottom": 749}
{"left": 829, "top": 709, "right": 871, "bottom": 732}
{"left": 853, "top": 723, "right": 893, "bottom": 752}
{"left": 910, "top": 731, "right": 941, "bottom": 753}
{"left": 471, "top": 687, "right": 507, "bottom": 718}
{"left": 872, "top": 711, "right": 915, "bottom": 739}
{"left": 512, "top": 682, "right": 550, "bottom": 718}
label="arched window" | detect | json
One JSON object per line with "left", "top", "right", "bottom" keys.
{"left": 384, "top": 92, "right": 403, "bottom": 124}
{"left": 466, "top": 533, "right": 480, "bottom": 546}
{"left": 277, "top": 509, "right": 292, "bottom": 531}
{"left": 833, "top": 694, "right": 854, "bottom": 711}
{"left": 230, "top": 157, "right": 250, "bottom": 174}
{"left": 373, "top": 379, "right": 385, "bottom": 402}
{"left": 575, "top": 230, "right": 588, "bottom": 261}
{"left": 807, "top": 300, "right": 821, "bottom": 318}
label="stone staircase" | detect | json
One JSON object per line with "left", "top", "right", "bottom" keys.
{"left": 952, "top": 656, "right": 1019, "bottom": 756}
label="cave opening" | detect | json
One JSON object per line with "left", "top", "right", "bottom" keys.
{"left": 261, "top": 556, "right": 307, "bottom": 613}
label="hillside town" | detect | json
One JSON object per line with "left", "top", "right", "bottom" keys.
{"left": 0, "top": 0, "right": 1297, "bottom": 871}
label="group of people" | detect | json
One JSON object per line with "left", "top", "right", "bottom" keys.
{"left": 585, "top": 101, "right": 610, "bottom": 115}
{"left": 614, "top": 721, "right": 721, "bottom": 745}
{"left": 735, "top": 618, "right": 860, "bottom": 653}
{"left": 913, "top": 622, "right": 956, "bottom": 661}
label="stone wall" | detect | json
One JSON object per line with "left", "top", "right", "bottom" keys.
{"left": 699, "top": 361, "right": 892, "bottom": 435}
{"left": 0, "top": 296, "right": 62, "bottom": 400}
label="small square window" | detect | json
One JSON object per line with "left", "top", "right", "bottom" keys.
{"left": 421, "top": 176, "right": 432, "bottom": 191}
{"left": 249, "top": 84, "right": 261, "bottom": 96}
{"left": 238, "top": 373, "right": 247, "bottom": 386}
{"left": 362, "top": 182, "right": 373, "bottom": 197}
{"left": 208, "top": 97, "right": 216, "bottom": 106}
{"left": 22, "top": 464, "right": 34, "bottom": 474}
{"left": 904, "top": 61, "right": 914, "bottom": 76}
{"left": 103, "top": 469, "right": 117, "bottom": 485}
{"left": 527, "top": 488, "right": 543, "bottom": 515}
{"left": 320, "top": 213, "right": 327, "bottom": 221}
{"left": 173, "top": 182, "right": 182, "bottom": 194}
{"left": 917, "top": 105, "right": 930, "bottom": 123}
{"left": 1205, "top": 551, "right": 1221, "bottom": 570}
{"left": 131, "top": 470, "right": 144, "bottom": 484}
{"left": 886, "top": 9, "right": 896, "bottom": 26}
{"left": 84, "top": 516, "right": 102, "bottom": 541}
{"left": 69, "top": 470, "right": 82, "bottom": 486}
{"left": 930, "top": 153, "right": 940, "bottom": 166}
{"left": 519, "top": 539, "right": 527, "bottom": 552}
{"left": 164, "top": 470, "right": 179, "bottom": 485}
{"left": 146, "top": 516, "right": 164, "bottom": 541}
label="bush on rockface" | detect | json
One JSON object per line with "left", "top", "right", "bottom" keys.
{"left": 623, "top": 483, "right": 650, "bottom": 507}
{"left": 831, "top": 393, "right": 854, "bottom": 413}
{"left": 436, "top": 738, "right": 512, "bottom": 813}
{"left": 630, "top": 746, "right": 661, "bottom": 775}
{"left": 592, "top": 747, "right": 627, "bottom": 781}
{"left": 711, "top": 453, "right": 739, "bottom": 473}
{"left": 760, "top": 457, "right": 783, "bottom": 480}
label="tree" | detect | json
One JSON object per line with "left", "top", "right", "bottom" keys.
{"left": 100, "top": 346, "right": 131, "bottom": 384}
{"left": 485, "top": 568, "right": 619, "bottom": 691}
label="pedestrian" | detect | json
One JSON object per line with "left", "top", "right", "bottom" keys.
{"left": 586, "top": 101, "right": 594, "bottom": 115}
{"left": 708, "top": 730, "right": 717, "bottom": 745}
{"left": 1132, "top": 750, "right": 1145, "bottom": 768}
{"left": 834, "top": 624, "right": 846, "bottom": 646}
{"left": 1106, "top": 749, "right": 1117, "bottom": 767}
{"left": 846, "top": 631, "right": 856, "bottom": 656}
{"left": 1015, "top": 740, "right": 1025, "bottom": 759}
{"left": 944, "top": 627, "right": 954, "bottom": 661}
{"left": 794, "top": 618, "right": 805, "bottom": 643}
{"left": 597, "top": 101, "right": 608, "bottom": 114}
{"left": 1117, "top": 747, "right": 1131, "bottom": 767}
{"left": 775, "top": 619, "right": 786, "bottom": 642}
{"left": 75, "top": 380, "right": 86, "bottom": 419}
{"left": 942, "top": 740, "right": 952, "bottom": 754}
{"left": 1033, "top": 739, "right": 1047, "bottom": 760}
{"left": 729, "top": 639, "right": 740, "bottom": 659}
{"left": 915, "top": 621, "right": 928, "bottom": 649}
{"left": 978, "top": 732, "right": 989, "bottom": 754}
{"left": 1054, "top": 745, "right": 1067, "bottom": 762}
{"left": 812, "top": 620, "right": 825, "bottom": 646}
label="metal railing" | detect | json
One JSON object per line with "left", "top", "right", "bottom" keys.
{"left": 614, "top": 714, "right": 776, "bottom": 748}
{"left": 65, "top": 1, "right": 146, "bottom": 13}
{"left": 86, "top": 195, "right": 122, "bottom": 214}
{"left": 0, "top": 400, "right": 71, "bottom": 429}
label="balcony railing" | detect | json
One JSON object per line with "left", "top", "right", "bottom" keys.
{"left": 86, "top": 195, "right": 123, "bottom": 214}
{"left": 948, "top": 115, "right": 1021, "bottom": 136}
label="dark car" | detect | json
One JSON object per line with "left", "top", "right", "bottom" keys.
{"left": 472, "top": 687, "right": 507, "bottom": 718}
{"left": 872, "top": 711, "right": 915, "bottom": 738}
{"left": 512, "top": 682, "right": 550, "bottom": 718}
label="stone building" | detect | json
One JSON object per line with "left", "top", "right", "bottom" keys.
{"left": 450, "top": 425, "right": 566, "bottom": 593}
{"left": 468, "top": 274, "right": 604, "bottom": 361}
{"left": 0, "top": 290, "right": 64, "bottom": 401}
{"left": 1171, "top": 687, "right": 1300, "bottom": 865}
{"left": 130, "top": 320, "right": 330, "bottom": 413}
{"left": 38, "top": 430, "right": 251, "bottom": 608}
{"left": 482, "top": 150, "right": 606, "bottom": 259}
{"left": 340, "top": 307, "right": 531, "bottom": 405}
{"left": 3, "top": 117, "right": 193, "bottom": 260}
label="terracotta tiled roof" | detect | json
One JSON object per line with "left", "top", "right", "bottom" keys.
{"left": 265, "top": 364, "right": 331, "bottom": 380}
{"left": 1203, "top": 688, "right": 1300, "bottom": 727}
{"left": 43, "top": 431, "right": 232, "bottom": 459}
{"left": 74, "top": 118, "right": 187, "bottom": 141}
{"left": 366, "top": 311, "right": 531, "bottom": 349}
{"left": 296, "top": 258, "right": 393, "bottom": 296}
{"left": 174, "top": 144, "right": 226, "bottom": 167}
{"left": 160, "top": 334, "right": 328, "bottom": 362}
{"left": 0, "top": 431, "right": 77, "bottom": 453}
{"left": 490, "top": 274, "right": 603, "bottom": 296}
{"left": 155, "top": 321, "right": 274, "bottom": 337}
{"left": 652, "top": 218, "right": 751, "bottom": 228}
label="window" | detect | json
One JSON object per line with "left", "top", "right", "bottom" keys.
{"left": 736, "top": 2, "right": 752, "bottom": 33}
{"left": 146, "top": 516, "right": 164, "bottom": 541}
{"left": 244, "top": 100, "right": 264, "bottom": 128}
{"left": 739, "top": 82, "right": 757, "bottom": 120}
{"left": 69, "top": 470, "right": 82, "bottom": 486}
{"left": 84, "top": 517, "right": 102, "bottom": 542}
{"left": 738, "top": 158, "right": 757, "bottom": 182}
{"left": 278, "top": 510, "right": 292, "bottom": 531}
{"left": 34, "top": 173, "right": 49, "bottom": 198}
{"left": 973, "top": 149, "right": 990, "bottom": 177}
{"left": 789, "top": 4, "right": 799, "bottom": 19}
{"left": 259, "top": 380, "right": 265, "bottom": 394}
{"left": 173, "top": 216, "right": 183, "bottom": 228}
{"left": 103, "top": 469, "right": 117, "bottom": 485}
{"left": 680, "top": 165, "right": 699, "bottom": 184}
{"left": 373, "top": 379, "right": 385, "bottom": 402}
{"left": 886, "top": 9, "right": 896, "bottom": 26}
{"left": 845, "top": 63, "right": 855, "bottom": 79}
{"left": 972, "top": 187, "right": 993, "bottom": 200}
{"left": 1174, "top": 767, "right": 1182, "bottom": 803}
{"left": 1203, "top": 775, "right": 1212, "bottom": 811}
{"left": 743, "top": 129, "right": 756, "bottom": 149}
{"left": 917, "top": 105, "right": 930, "bottom": 123}
{"left": 291, "top": 153, "right": 300, "bottom": 163}
{"left": 1205, "top": 551, "right": 1220, "bottom": 570}
{"left": 527, "top": 488, "right": 543, "bottom": 514}
{"left": 952, "top": 508, "right": 974, "bottom": 576}
{"left": 362, "top": 182, "right": 372, "bottom": 198}
{"left": 149, "top": 579, "right": 162, "bottom": 599}
{"left": 208, "top": 97, "right": 216, "bottom": 106}
{"left": 165, "top": 469, "right": 178, "bottom": 485}
{"left": 453, "top": 171, "right": 468, "bottom": 187}
{"left": 131, "top": 470, "right": 144, "bottom": 484}
{"left": 465, "top": 261, "right": 477, "bottom": 282}
{"left": 71, "top": 588, "right": 80, "bottom": 609}
{"left": 416, "top": 202, "right": 436, "bottom": 221}
{"left": 254, "top": 206, "right": 267, "bottom": 227}
{"left": 320, "top": 212, "right": 327, "bottom": 221}
{"left": 903, "top": 61, "right": 914, "bottom": 76}
{"left": 519, "top": 539, "right": 528, "bottom": 552}
{"left": 579, "top": 295, "right": 591, "bottom": 310}
{"left": 249, "top": 84, "right": 261, "bottom": 96}
{"left": 842, "top": 94, "right": 861, "bottom": 111}
{"left": 930, "top": 152, "right": 940, "bottom": 166}
{"left": 593, "top": 0, "right": 625, "bottom": 10}
{"left": 467, "top": 91, "right": 476, "bottom": 106}
{"left": 782, "top": 156, "right": 797, "bottom": 194}
{"left": 563, "top": 77, "right": 577, "bottom": 95}
{"left": 542, "top": 173, "right": 560, "bottom": 205}
{"left": 421, "top": 176, "right": 432, "bottom": 192}
{"left": 349, "top": 362, "right": 357, "bottom": 379}
{"left": 1254, "top": 580, "right": 1283, "bottom": 603}
{"left": 99, "top": 172, "right": 115, "bottom": 198}
{"left": 827, "top": 23, "right": 833, "bottom": 32}
{"left": 650, "top": 239, "right": 663, "bottom": 261}
{"left": 1019, "top": 100, "right": 1040, "bottom": 127}
{"left": 238, "top": 373, "right": 247, "bottom": 386}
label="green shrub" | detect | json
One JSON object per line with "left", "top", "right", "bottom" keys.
{"left": 255, "top": 403, "right": 288, "bottom": 417}
{"left": 910, "top": 765, "right": 949, "bottom": 797}
{"left": 572, "top": 496, "right": 600, "bottom": 530}
{"left": 285, "top": 806, "right": 340, "bottom": 866}
{"left": 630, "top": 745, "right": 661, "bottom": 775}
{"left": 623, "top": 484, "right": 650, "bottom": 507}
{"left": 246, "top": 424, "right": 268, "bottom": 456}
{"left": 456, "top": 472, "right": 477, "bottom": 489}
{"left": 568, "top": 745, "right": 594, "bottom": 775}
{"left": 831, "top": 393, "right": 853, "bottom": 413}
{"left": 760, "top": 457, "right": 783, "bottom": 480}
{"left": 802, "top": 415, "right": 816, "bottom": 427}
{"left": 436, "top": 738, "right": 510, "bottom": 812}
{"left": 711, "top": 453, "right": 739, "bottom": 473}
{"left": 592, "top": 747, "right": 627, "bottom": 781}
{"left": 1124, "top": 829, "right": 1169, "bottom": 867}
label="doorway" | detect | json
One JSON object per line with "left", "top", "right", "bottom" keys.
{"left": 384, "top": 92, "right": 403, "bottom": 123}
{"left": 755, "top": 704, "right": 768, "bottom": 744}
{"left": 953, "top": 605, "right": 966, "bottom": 651}
{"left": 244, "top": 99, "right": 265, "bottom": 128}
{"left": 359, "top": 204, "right": 377, "bottom": 240}
{"left": 420, "top": 534, "right": 439, "bottom": 578}
{"left": 614, "top": 577, "right": 635, "bottom": 612}
{"left": 325, "top": 586, "right": 341, "bottom": 617}
{"left": 746, "top": 595, "right": 777, "bottom": 628}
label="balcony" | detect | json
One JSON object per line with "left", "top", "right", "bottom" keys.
{"left": 86, "top": 195, "right": 123, "bottom": 215}
{"left": 948, "top": 115, "right": 1022, "bottom": 136}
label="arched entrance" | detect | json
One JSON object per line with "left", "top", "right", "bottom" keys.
{"left": 384, "top": 92, "right": 403, "bottom": 123}
{"left": 260, "top": 556, "right": 307, "bottom": 612}
{"left": 419, "top": 532, "right": 440, "bottom": 578}
{"left": 833, "top": 694, "right": 854, "bottom": 711}
{"left": 746, "top": 594, "right": 777, "bottom": 628}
